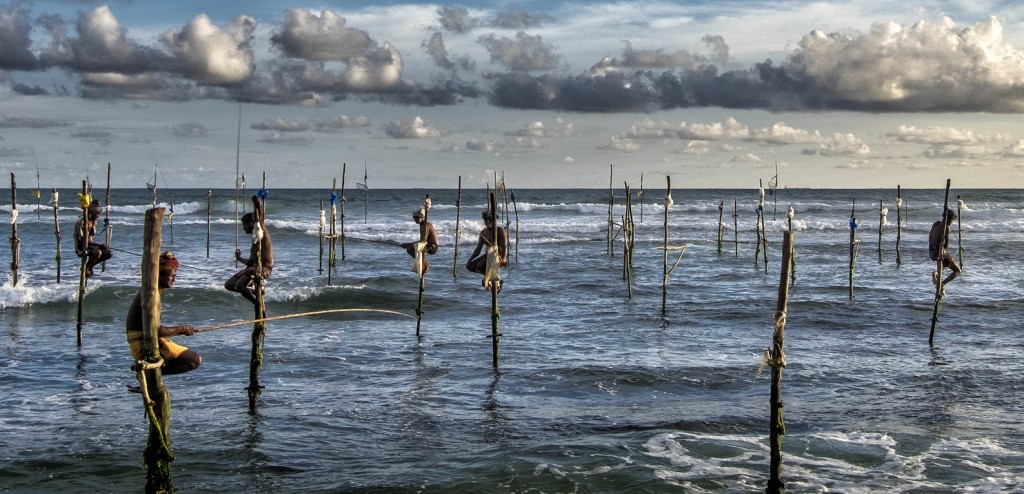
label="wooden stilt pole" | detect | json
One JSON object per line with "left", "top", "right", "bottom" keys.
{"left": 662, "top": 177, "right": 672, "bottom": 316}
{"left": 248, "top": 195, "right": 268, "bottom": 412}
{"left": 362, "top": 162, "right": 368, "bottom": 224}
{"left": 755, "top": 182, "right": 764, "bottom": 270}
{"left": 849, "top": 200, "right": 858, "bottom": 300}
{"left": 877, "top": 200, "right": 884, "bottom": 264}
{"left": 9, "top": 173, "right": 20, "bottom": 286}
{"left": 328, "top": 179, "right": 337, "bottom": 286}
{"left": 929, "top": 179, "right": 952, "bottom": 346}
{"left": 734, "top": 198, "right": 739, "bottom": 258}
{"left": 623, "top": 184, "right": 634, "bottom": 298}
{"left": 318, "top": 199, "right": 325, "bottom": 274}
{"left": 954, "top": 192, "right": 962, "bottom": 270}
{"left": 206, "top": 190, "right": 212, "bottom": 258}
{"left": 607, "top": 165, "right": 614, "bottom": 256}
{"left": 760, "top": 182, "right": 769, "bottom": 274}
{"left": 102, "top": 163, "right": 111, "bottom": 272}
{"left": 717, "top": 201, "right": 724, "bottom": 255}
{"left": 340, "top": 163, "right": 347, "bottom": 261}
{"left": 76, "top": 180, "right": 88, "bottom": 347}
{"left": 511, "top": 190, "right": 520, "bottom": 263}
{"left": 787, "top": 206, "right": 796, "bottom": 287}
{"left": 139, "top": 207, "right": 174, "bottom": 493}
{"left": 453, "top": 177, "right": 462, "bottom": 279}
{"left": 52, "top": 189, "right": 62, "bottom": 284}
{"left": 415, "top": 194, "right": 430, "bottom": 337}
{"left": 488, "top": 192, "right": 501, "bottom": 369}
{"left": 896, "top": 186, "right": 903, "bottom": 268}
{"left": 766, "top": 230, "right": 794, "bottom": 494}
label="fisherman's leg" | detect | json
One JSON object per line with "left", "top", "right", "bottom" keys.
{"left": 163, "top": 350, "right": 202, "bottom": 375}
{"left": 224, "top": 270, "right": 245, "bottom": 292}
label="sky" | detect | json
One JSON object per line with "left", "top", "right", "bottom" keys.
{"left": 3, "top": 0, "right": 1024, "bottom": 190}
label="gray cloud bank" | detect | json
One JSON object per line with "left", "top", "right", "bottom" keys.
{"left": 2, "top": 3, "right": 1024, "bottom": 113}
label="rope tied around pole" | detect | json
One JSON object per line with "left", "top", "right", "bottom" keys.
{"left": 130, "top": 357, "right": 172, "bottom": 451}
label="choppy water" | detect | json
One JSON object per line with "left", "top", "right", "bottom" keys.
{"left": 1, "top": 186, "right": 1023, "bottom": 493}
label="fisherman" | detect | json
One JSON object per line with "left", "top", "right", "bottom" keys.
{"left": 929, "top": 208, "right": 961, "bottom": 297}
{"left": 466, "top": 209, "right": 508, "bottom": 290}
{"left": 400, "top": 208, "right": 439, "bottom": 274}
{"left": 126, "top": 251, "right": 201, "bottom": 375}
{"left": 74, "top": 199, "right": 112, "bottom": 277}
{"left": 225, "top": 194, "right": 274, "bottom": 305}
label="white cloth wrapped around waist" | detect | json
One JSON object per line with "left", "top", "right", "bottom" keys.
{"left": 411, "top": 241, "right": 428, "bottom": 276}
{"left": 483, "top": 245, "right": 502, "bottom": 289}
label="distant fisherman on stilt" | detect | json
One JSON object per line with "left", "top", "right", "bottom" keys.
{"left": 467, "top": 209, "right": 508, "bottom": 291}
{"left": 400, "top": 207, "right": 439, "bottom": 275}
{"left": 225, "top": 193, "right": 274, "bottom": 306}
{"left": 75, "top": 200, "right": 112, "bottom": 278}
{"left": 929, "top": 208, "right": 961, "bottom": 298}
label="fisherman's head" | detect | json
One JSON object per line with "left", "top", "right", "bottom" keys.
{"left": 412, "top": 208, "right": 425, "bottom": 223}
{"left": 241, "top": 212, "right": 255, "bottom": 233}
{"left": 158, "top": 250, "right": 179, "bottom": 288}
{"left": 88, "top": 200, "right": 101, "bottom": 219}
{"left": 481, "top": 209, "right": 495, "bottom": 224}
{"left": 943, "top": 208, "right": 956, "bottom": 223}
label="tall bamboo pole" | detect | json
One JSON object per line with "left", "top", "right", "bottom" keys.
{"left": 929, "top": 179, "right": 952, "bottom": 346}
{"left": 10, "top": 173, "right": 20, "bottom": 286}
{"left": 102, "top": 163, "right": 112, "bottom": 272}
{"left": 607, "top": 165, "right": 614, "bottom": 256}
{"left": 954, "top": 194, "right": 962, "bottom": 270}
{"left": 733, "top": 199, "right": 739, "bottom": 258}
{"left": 896, "top": 186, "right": 903, "bottom": 268}
{"left": 318, "top": 199, "right": 325, "bottom": 273}
{"left": 488, "top": 192, "right": 501, "bottom": 369}
{"left": 363, "top": 162, "right": 368, "bottom": 224}
{"left": 416, "top": 194, "right": 430, "bottom": 336}
{"left": 52, "top": 188, "right": 62, "bottom": 283}
{"left": 206, "top": 190, "right": 212, "bottom": 258}
{"left": 248, "top": 195, "right": 268, "bottom": 412}
{"left": 877, "top": 200, "right": 884, "bottom": 264}
{"left": 340, "top": 163, "right": 347, "bottom": 261}
{"left": 717, "top": 201, "right": 724, "bottom": 255}
{"left": 767, "top": 230, "right": 794, "bottom": 494}
{"left": 759, "top": 182, "right": 769, "bottom": 273}
{"left": 453, "top": 176, "right": 462, "bottom": 279}
{"left": 138, "top": 207, "right": 174, "bottom": 493}
{"left": 511, "top": 190, "right": 520, "bottom": 262}
{"left": 755, "top": 182, "right": 764, "bottom": 270}
{"left": 623, "top": 183, "right": 634, "bottom": 298}
{"left": 234, "top": 104, "right": 242, "bottom": 263}
{"left": 76, "top": 180, "right": 88, "bottom": 347}
{"left": 662, "top": 177, "right": 672, "bottom": 315}
{"left": 848, "top": 200, "right": 858, "bottom": 300}
{"left": 328, "top": 179, "right": 337, "bottom": 286}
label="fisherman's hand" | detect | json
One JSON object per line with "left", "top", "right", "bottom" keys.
{"left": 400, "top": 242, "right": 410, "bottom": 249}
{"left": 178, "top": 325, "right": 195, "bottom": 336}
{"left": 234, "top": 249, "right": 242, "bottom": 260}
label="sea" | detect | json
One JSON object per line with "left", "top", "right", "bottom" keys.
{"left": 1, "top": 186, "right": 1023, "bottom": 493}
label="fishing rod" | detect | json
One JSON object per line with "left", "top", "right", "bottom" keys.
{"left": 107, "top": 246, "right": 219, "bottom": 273}
{"left": 194, "top": 308, "right": 412, "bottom": 333}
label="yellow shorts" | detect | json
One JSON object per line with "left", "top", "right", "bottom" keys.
{"left": 127, "top": 333, "right": 189, "bottom": 361}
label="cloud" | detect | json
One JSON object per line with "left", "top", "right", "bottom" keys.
{"left": 478, "top": 31, "right": 562, "bottom": 72}
{"left": 508, "top": 118, "right": 576, "bottom": 138}
{"left": 0, "top": 114, "right": 72, "bottom": 128}
{"left": 173, "top": 122, "right": 207, "bottom": 138}
{"left": 437, "top": 7, "right": 479, "bottom": 34}
{"left": 465, "top": 139, "right": 496, "bottom": 152}
{"left": 779, "top": 15, "right": 1024, "bottom": 112}
{"left": 921, "top": 144, "right": 988, "bottom": 159}
{"left": 37, "top": 6, "right": 170, "bottom": 75}
{"left": 749, "top": 122, "right": 821, "bottom": 144}
{"left": 488, "top": 6, "right": 554, "bottom": 30}
{"left": 161, "top": 13, "right": 255, "bottom": 84}
{"left": 1002, "top": 140, "right": 1024, "bottom": 157}
{"left": 381, "top": 116, "right": 443, "bottom": 138}
{"left": 251, "top": 118, "right": 310, "bottom": 132}
{"left": 0, "top": 1, "right": 37, "bottom": 70}
{"left": 271, "top": 9, "right": 372, "bottom": 61}
{"left": 256, "top": 132, "right": 313, "bottom": 145}
{"left": 422, "top": 32, "right": 474, "bottom": 72}
{"left": 814, "top": 133, "right": 871, "bottom": 156}
{"left": 600, "top": 136, "right": 640, "bottom": 152}
{"left": 340, "top": 42, "right": 403, "bottom": 91}
{"left": 313, "top": 115, "right": 371, "bottom": 133}
{"left": 0, "top": 146, "right": 33, "bottom": 157}
{"left": 887, "top": 125, "right": 1004, "bottom": 144}
{"left": 621, "top": 35, "right": 729, "bottom": 69}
